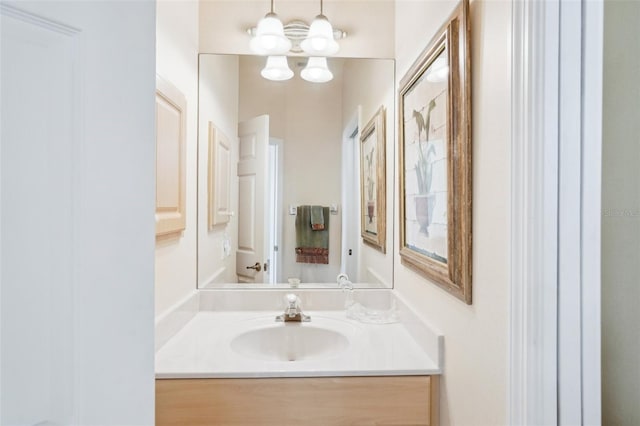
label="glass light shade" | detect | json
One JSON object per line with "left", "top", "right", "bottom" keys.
{"left": 300, "top": 15, "right": 339, "bottom": 56}
{"left": 261, "top": 56, "right": 294, "bottom": 81}
{"left": 251, "top": 12, "right": 292, "bottom": 55}
{"left": 425, "top": 57, "right": 449, "bottom": 83}
{"left": 300, "top": 57, "right": 333, "bottom": 83}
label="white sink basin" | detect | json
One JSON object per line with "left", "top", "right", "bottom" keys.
{"left": 230, "top": 323, "right": 350, "bottom": 362}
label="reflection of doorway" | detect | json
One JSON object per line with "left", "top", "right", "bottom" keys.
{"left": 267, "top": 138, "right": 284, "bottom": 284}
{"left": 341, "top": 109, "right": 361, "bottom": 281}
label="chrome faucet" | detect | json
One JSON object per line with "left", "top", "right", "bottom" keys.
{"left": 275, "top": 293, "right": 310, "bottom": 322}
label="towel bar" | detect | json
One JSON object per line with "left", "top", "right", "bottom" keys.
{"left": 288, "top": 204, "right": 339, "bottom": 215}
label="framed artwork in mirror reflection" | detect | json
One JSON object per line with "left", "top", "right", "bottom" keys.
{"left": 207, "top": 122, "right": 232, "bottom": 229}
{"left": 155, "top": 74, "right": 187, "bottom": 239}
{"left": 360, "top": 106, "right": 386, "bottom": 253}
{"left": 398, "top": 0, "right": 472, "bottom": 304}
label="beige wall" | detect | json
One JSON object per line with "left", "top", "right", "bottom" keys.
{"left": 155, "top": 0, "right": 200, "bottom": 318}
{"left": 602, "top": 1, "right": 640, "bottom": 424}
{"left": 239, "top": 56, "right": 343, "bottom": 283}
{"left": 198, "top": 55, "right": 240, "bottom": 285}
{"left": 342, "top": 59, "right": 395, "bottom": 286}
{"left": 199, "top": 0, "right": 395, "bottom": 58}
{"left": 394, "top": 1, "right": 510, "bottom": 424}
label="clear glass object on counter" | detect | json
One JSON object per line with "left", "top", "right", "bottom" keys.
{"left": 288, "top": 278, "right": 300, "bottom": 288}
{"left": 337, "top": 273, "right": 398, "bottom": 324}
{"left": 345, "top": 300, "right": 398, "bottom": 324}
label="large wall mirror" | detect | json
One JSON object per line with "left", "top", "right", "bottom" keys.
{"left": 197, "top": 54, "right": 395, "bottom": 289}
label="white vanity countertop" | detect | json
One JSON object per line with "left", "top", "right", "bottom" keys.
{"left": 155, "top": 310, "right": 441, "bottom": 379}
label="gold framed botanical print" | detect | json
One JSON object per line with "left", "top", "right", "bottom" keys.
{"left": 398, "top": 0, "right": 472, "bottom": 303}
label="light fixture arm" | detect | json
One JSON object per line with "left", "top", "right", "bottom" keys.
{"left": 249, "top": 0, "right": 343, "bottom": 56}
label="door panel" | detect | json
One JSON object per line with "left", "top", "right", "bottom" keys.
{"left": 1, "top": 2, "right": 155, "bottom": 424}
{"left": 1, "top": 7, "right": 78, "bottom": 424}
{"left": 236, "top": 116, "right": 269, "bottom": 282}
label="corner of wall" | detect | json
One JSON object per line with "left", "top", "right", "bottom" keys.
{"left": 155, "top": 0, "right": 200, "bottom": 319}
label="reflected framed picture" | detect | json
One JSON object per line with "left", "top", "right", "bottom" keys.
{"left": 208, "top": 122, "right": 232, "bottom": 229}
{"left": 155, "top": 74, "right": 187, "bottom": 239}
{"left": 360, "top": 106, "right": 386, "bottom": 253}
{"left": 398, "top": 0, "right": 472, "bottom": 303}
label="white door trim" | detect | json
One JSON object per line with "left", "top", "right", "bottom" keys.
{"left": 340, "top": 107, "right": 361, "bottom": 280}
{"left": 510, "top": 0, "right": 603, "bottom": 424}
{"left": 509, "top": 1, "right": 560, "bottom": 424}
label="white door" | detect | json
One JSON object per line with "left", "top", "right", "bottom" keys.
{"left": 236, "top": 115, "right": 270, "bottom": 283}
{"left": 1, "top": 2, "right": 155, "bottom": 424}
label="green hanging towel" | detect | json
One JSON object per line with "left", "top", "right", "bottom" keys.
{"left": 295, "top": 205, "right": 329, "bottom": 264}
{"left": 310, "top": 205, "right": 325, "bottom": 230}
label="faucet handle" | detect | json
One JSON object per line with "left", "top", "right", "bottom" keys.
{"left": 284, "top": 293, "right": 298, "bottom": 305}
{"left": 285, "top": 293, "right": 299, "bottom": 308}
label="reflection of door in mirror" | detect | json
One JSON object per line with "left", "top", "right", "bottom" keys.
{"left": 267, "top": 138, "right": 284, "bottom": 284}
{"left": 236, "top": 115, "right": 269, "bottom": 283}
{"left": 234, "top": 116, "right": 284, "bottom": 284}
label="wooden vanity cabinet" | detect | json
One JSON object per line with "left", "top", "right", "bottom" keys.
{"left": 156, "top": 375, "right": 439, "bottom": 426}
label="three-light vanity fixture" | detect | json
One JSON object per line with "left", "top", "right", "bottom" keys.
{"left": 249, "top": 0, "right": 346, "bottom": 83}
